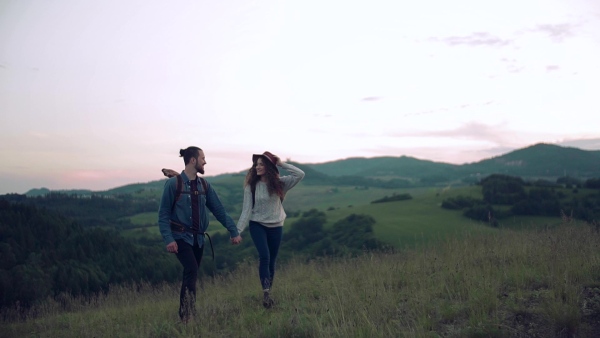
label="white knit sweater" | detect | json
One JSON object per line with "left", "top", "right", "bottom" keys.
{"left": 236, "top": 162, "right": 305, "bottom": 233}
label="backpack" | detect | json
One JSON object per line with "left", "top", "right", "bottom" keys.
{"left": 161, "top": 169, "right": 208, "bottom": 212}
{"left": 161, "top": 168, "right": 214, "bottom": 259}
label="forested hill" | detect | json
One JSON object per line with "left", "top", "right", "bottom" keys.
{"left": 0, "top": 200, "right": 387, "bottom": 311}
{"left": 25, "top": 180, "right": 168, "bottom": 197}
{"left": 306, "top": 143, "right": 600, "bottom": 181}
{"left": 0, "top": 200, "right": 180, "bottom": 309}
{"left": 22, "top": 142, "right": 600, "bottom": 196}
{"left": 306, "top": 156, "right": 458, "bottom": 178}
{"left": 464, "top": 143, "right": 600, "bottom": 178}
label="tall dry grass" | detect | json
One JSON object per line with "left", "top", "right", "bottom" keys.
{"left": 3, "top": 220, "right": 600, "bottom": 337}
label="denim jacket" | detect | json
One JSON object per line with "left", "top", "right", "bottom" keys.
{"left": 158, "top": 171, "right": 239, "bottom": 247}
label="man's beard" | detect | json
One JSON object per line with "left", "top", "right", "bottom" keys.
{"left": 196, "top": 164, "right": 204, "bottom": 175}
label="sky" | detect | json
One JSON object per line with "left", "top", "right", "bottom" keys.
{"left": 1, "top": 0, "right": 599, "bottom": 194}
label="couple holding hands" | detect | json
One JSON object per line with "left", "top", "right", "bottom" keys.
{"left": 158, "top": 146, "right": 305, "bottom": 322}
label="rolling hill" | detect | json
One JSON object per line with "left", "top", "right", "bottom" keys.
{"left": 462, "top": 143, "right": 600, "bottom": 178}
{"left": 304, "top": 155, "right": 458, "bottom": 178}
{"left": 22, "top": 142, "right": 600, "bottom": 196}
{"left": 307, "top": 143, "right": 600, "bottom": 183}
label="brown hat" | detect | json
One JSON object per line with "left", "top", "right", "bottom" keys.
{"left": 252, "top": 151, "right": 279, "bottom": 173}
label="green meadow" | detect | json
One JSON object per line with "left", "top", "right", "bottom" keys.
{"left": 4, "top": 147, "right": 600, "bottom": 337}
{"left": 3, "top": 220, "right": 600, "bottom": 337}
{"left": 122, "top": 184, "right": 565, "bottom": 249}
{"left": 12, "top": 183, "right": 587, "bottom": 337}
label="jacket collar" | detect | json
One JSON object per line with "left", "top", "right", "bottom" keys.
{"left": 179, "top": 170, "right": 198, "bottom": 183}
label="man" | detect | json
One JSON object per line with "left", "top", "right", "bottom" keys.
{"left": 158, "top": 146, "right": 242, "bottom": 323}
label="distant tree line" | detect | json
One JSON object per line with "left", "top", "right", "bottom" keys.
{"left": 303, "top": 175, "right": 413, "bottom": 189}
{"left": 0, "top": 192, "right": 158, "bottom": 228}
{"left": 0, "top": 200, "right": 180, "bottom": 313}
{"left": 441, "top": 174, "right": 600, "bottom": 225}
{"left": 371, "top": 193, "right": 412, "bottom": 204}
{"left": 0, "top": 196, "right": 388, "bottom": 312}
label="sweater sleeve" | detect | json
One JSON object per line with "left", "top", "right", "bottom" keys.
{"left": 279, "top": 162, "right": 305, "bottom": 192}
{"left": 236, "top": 185, "right": 253, "bottom": 234}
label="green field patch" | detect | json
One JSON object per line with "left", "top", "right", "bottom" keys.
{"left": 123, "top": 184, "right": 569, "bottom": 249}
{"left": 313, "top": 189, "right": 493, "bottom": 249}
{"left": 121, "top": 226, "right": 162, "bottom": 239}
{"left": 282, "top": 185, "right": 455, "bottom": 212}
{"left": 284, "top": 185, "right": 568, "bottom": 249}
{"left": 125, "top": 212, "right": 157, "bottom": 225}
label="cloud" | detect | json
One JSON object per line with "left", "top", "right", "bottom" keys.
{"left": 546, "top": 65, "right": 560, "bottom": 72}
{"left": 421, "top": 122, "right": 514, "bottom": 144}
{"left": 402, "top": 101, "right": 497, "bottom": 118}
{"left": 535, "top": 23, "right": 574, "bottom": 41}
{"left": 557, "top": 138, "right": 600, "bottom": 150}
{"left": 430, "top": 32, "right": 511, "bottom": 47}
{"left": 363, "top": 143, "right": 517, "bottom": 165}
{"left": 387, "top": 121, "right": 516, "bottom": 146}
{"left": 500, "top": 58, "right": 524, "bottom": 73}
{"left": 27, "top": 131, "right": 51, "bottom": 139}
{"left": 361, "top": 96, "right": 383, "bottom": 102}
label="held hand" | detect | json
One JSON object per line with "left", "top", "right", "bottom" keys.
{"left": 230, "top": 235, "right": 242, "bottom": 245}
{"left": 166, "top": 241, "right": 178, "bottom": 254}
{"left": 161, "top": 168, "right": 179, "bottom": 178}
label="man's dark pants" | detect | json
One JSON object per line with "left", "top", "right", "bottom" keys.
{"left": 175, "top": 235, "right": 204, "bottom": 320}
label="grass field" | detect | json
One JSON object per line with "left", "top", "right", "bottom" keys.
{"left": 5, "top": 181, "right": 598, "bottom": 337}
{"left": 122, "top": 184, "right": 570, "bottom": 251}
{"left": 4, "top": 220, "right": 600, "bottom": 337}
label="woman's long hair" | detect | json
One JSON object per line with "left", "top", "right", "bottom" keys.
{"left": 244, "top": 156, "right": 284, "bottom": 207}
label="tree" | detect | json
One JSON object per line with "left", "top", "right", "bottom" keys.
{"left": 330, "top": 214, "right": 383, "bottom": 252}
{"left": 284, "top": 209, "right": 326, "bottom": 251}
{"left": 480, "top": 174, "right": 526, "bottom": 205}
{"left": 584, "top": 178, "right": 600, "bottom": 189}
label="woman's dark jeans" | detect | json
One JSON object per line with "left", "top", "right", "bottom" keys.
{"left": 249, "top": 221, "right": 283, "bottom": 291}
{"left": 175, "top": 236, "right": 204, "bottom": 320}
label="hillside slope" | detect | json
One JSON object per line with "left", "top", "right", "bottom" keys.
{"left": 4, "top": 222, "right": 600, "bottom": 337}
{"left": 23, "top": 143, "right": 600, "bottom": 196}
{"left": 305, "top": 156, "right": 457, "bottom": 178}
{"left": 308, "top": 143, "right": 600, "bottom": 182}
{"left": 461, "top": 143, "right": 600, "bottom": 178}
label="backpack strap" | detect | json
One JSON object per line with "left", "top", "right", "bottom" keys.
{"left": 171, "top": 174, "right": 183, "bottom": 213}
{"left": 170, "top": 221, "right": 215, "bottom": 261}
{"left": 199, "top": 177, "right": 208, "bottom": 195}
{"left": 170, "top": 174, "right": 208, "bottom": 213}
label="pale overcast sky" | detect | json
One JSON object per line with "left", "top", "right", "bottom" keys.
{"left": 1, "top": 0, "right": 599, "bottom": 194}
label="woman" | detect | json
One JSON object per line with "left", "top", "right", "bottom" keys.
{"left": 237, "top": 151, "right": 305, "bottom": 308}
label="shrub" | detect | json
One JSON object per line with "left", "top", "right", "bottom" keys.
{"left": 441, "top": 196, "right": 483, "bottom": 210}
{"left": 371, "top": 193, "right": 412, "bottom": 204}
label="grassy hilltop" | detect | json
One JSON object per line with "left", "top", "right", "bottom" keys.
{"left": 3, "top": 143, "right": 600, "bottom": 337}
{"left": 3, "top": 220, "right": 600, "bottom": 337}
{"left": 4, "top": 181, "right": 600, "bottom": 337}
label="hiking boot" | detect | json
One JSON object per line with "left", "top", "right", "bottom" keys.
{"left": 179, "top": 303, "right": 195, "bottom": 324}
{"left": 263, "top": 291, "right": 275, "bottom": 309}
{"left": 180, "top": 314, "right": 192, "bottom": 324}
